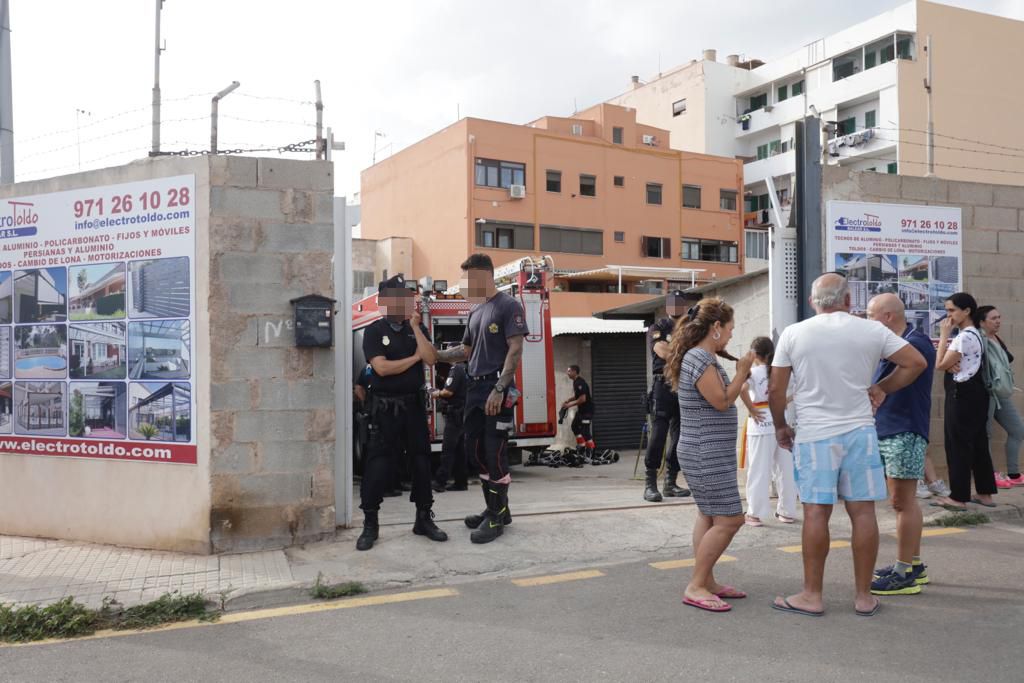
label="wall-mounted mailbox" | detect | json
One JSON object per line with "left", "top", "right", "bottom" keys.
{"left": 290, "top": 294, "right": 337, "bottom": 348}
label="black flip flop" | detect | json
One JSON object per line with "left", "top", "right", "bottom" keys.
{"left": 971, "top": 498, "right": 997, "bottom": 508}
{"left": 771, "top": 598, "right": 824, "bottom": 617}
{"left": 856, "top": 600, "right": 881, "bottom": 617}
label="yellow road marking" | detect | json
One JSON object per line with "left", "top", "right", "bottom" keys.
{"left": 919, "top": 527, "right": 968, "bottom": 538}
{"left": 779, "top": 540, "right": 850, "bottom": 553}
{"left": 1, "top": 588, "right": 459, "bottom": 648}
{"left": 649, "top": 555, "right": 737, "bottom": 570}
{"left": 512, "top": 569, "right": 604, "bottom": 587}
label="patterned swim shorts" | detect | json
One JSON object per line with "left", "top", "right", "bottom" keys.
{"left": 878, "top": 432, "right": 927, "bottom": 480}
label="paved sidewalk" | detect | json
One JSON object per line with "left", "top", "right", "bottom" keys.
{"left": 2, "top": 484, "right": 1021, "bottom": 611}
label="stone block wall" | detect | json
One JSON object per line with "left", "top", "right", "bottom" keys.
{"left": 824, "top": 168, "right": 1024, "bottom": 476}
{"left": 207, "top": 156, "right": 336, "bottom": 552}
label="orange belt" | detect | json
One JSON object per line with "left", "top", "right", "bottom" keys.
{"left": 739, "top": 401, "right": 769, "bottom": 469}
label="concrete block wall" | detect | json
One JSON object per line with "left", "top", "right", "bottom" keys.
{"left": 207, "top": 156, "right": 336, "bottom": 552}
{"left": 824, "top": 169, "right": 1024, "bottom": 476}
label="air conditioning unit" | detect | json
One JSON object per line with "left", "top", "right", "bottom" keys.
{"left": 509, "top": 184, "right": 526, "bottom": 199}
{"left": 642, "top": 134, "right": 656, "bottom": 145}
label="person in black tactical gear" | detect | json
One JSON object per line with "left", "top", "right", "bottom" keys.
{"left": 413, "top": 253, "right": 527, "bottom": 544}
{"left": 644, "top": 290, "right": 692, "bottom": 502}
{"left": 356, "top": 275, "right": 448, "bottom": 551}
{"left": 562, "top": 365, "right": 596, "bottom": 461}
{"left": 430, "top": 359, "right": 469, "bottom": 492}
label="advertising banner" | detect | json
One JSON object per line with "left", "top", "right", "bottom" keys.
{"left": 0, "top": 174, "right": 197, "bottom": 464}
{"left": 826, "top": 200, "right": 962, "bottom": 342}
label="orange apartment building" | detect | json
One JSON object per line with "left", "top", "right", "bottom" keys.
{"left": 360, "top": 103, "right": 745, "bottom": 318}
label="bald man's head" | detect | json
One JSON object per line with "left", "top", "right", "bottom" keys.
{"left": 810, "top": 273, "right": 849, "bottom": 313}
{"left": 867, "top": 292, "right": 907, "bottom": 334}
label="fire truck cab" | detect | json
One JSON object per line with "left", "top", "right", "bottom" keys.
{"left": 351, "top": 256, "right": 558, "bottom": 460}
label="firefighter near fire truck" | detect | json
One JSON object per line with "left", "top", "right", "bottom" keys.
{"left": 413, "top": 253, "right": 528, "bottom": 544}
{"left": 356, "top": 275, "right": 448, "bottom": 552}
{"left": 644, "top": 290, "right": 693, "bottom": 503}
{"left": 562, "top": 365, "right": 596, "bottom": 460}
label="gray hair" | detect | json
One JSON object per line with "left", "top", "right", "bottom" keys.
{"left": 811, "top": 274, "right": 849, "bottom": 310}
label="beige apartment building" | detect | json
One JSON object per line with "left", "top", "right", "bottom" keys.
{"left": 360, "top": 103, "right": 745, "bottom": 317}
{"left": 610, "top": 0, "right": 1024, "bottom": 263}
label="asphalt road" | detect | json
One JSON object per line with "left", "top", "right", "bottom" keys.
{"left": 3, "top": 522, "right": 1022, "bottom": 683}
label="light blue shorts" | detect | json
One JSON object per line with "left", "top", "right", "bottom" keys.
{"left": 793, "top": 426, "right": 887, "bottom": 504}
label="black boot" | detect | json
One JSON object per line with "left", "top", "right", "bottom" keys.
{"left": 663, "top": 470, "right": 691, "bottom": 498}
{"left": 412, "top": 507, "right": 448, "bottom": 542}
{"left": 643, "top": 469, "right": 663, "bottom": 502}
{"left": 356, "top": 510, "right": 379, "bottom": 551}
{"left": 464, "top": 482, "right": 512, "bottom": 528}
{"left": 470, "top": 483, "right": 508, "bottom": 544}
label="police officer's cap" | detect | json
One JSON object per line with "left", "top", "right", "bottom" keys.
{"left": 378, "top": 274, "right": 410, "bottom": 293}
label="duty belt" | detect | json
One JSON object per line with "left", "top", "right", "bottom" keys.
{"left": 469, "top": 371, "right": 500, "bottom": 381}
{"left": 369, "top": 393, "right": 418, "bottom": 417}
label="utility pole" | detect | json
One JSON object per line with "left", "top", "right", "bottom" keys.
{"left": 314, "top": 81, "right": 324, "bottom": 160}
{"left": 372, "top": 130, "right": 385, "bottom": 165}
{"left": 924, "top": 35, "right": 934, "bottom": 177}
{"left": 0, "top": 0, "right": 15, "bottom": 184}
{"left": 151, "top": 0, "right": 164, "bottom": 156}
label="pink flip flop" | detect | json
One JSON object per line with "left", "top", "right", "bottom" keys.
{"left": 745, "top": 516, "right": 764, "bottom": 527}
{"left": 714, "top": 585, "right": 747, "bottom": 599}
{"left": 683, "top": 596, "right": 732, "bottom": 612}
{"left": 775, "top": 513, "right": 797, "bottom": 524}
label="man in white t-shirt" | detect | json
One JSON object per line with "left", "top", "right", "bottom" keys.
{"left": 768, "top": 272, "right": 927, "bottom": 618}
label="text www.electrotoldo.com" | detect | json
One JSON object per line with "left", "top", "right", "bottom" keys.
{"left": 0, "top": 438, "right": 173, "bottom": 460}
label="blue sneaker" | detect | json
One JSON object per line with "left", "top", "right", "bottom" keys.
{"left": 871, "top": 569, "right": 922, "bottom": 595}
{"left": 874, "top": 562, "right": 929, "bottom": 585}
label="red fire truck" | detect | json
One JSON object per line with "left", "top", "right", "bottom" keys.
{"left": 351, "top": 256, "right": 558, "bottom": 459}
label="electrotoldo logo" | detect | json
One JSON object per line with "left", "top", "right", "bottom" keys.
{"left": 0, "top": 200, "right": 40, "bottom": 239}
{"left": 834, "top": 213, "right": 883, "bottom": 233}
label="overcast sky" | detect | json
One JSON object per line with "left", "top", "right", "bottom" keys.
{"left": 7, "top": 0, "right": 1022, "bottom": 196}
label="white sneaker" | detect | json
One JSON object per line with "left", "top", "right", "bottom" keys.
{"left": 927, "top": 479, "right": 952, "bottom": 497}
{"left": 916, "top": 480, "right": 933, "bottom": 499}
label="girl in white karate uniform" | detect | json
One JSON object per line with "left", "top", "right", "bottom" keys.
{"left": 739, "top": 337, "right": 798, "bottom": 526}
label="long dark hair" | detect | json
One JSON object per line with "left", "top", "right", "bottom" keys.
{"left": 946, "top": 292, "right": 980, "bottom": 327}
{"left": 664, "top": 297, "right": 737, "bottom": 391}
{"left": 751, "top": 336, "right": 774, "bottom": 377}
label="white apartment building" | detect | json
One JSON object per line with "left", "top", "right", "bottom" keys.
{"left": 610, "top": 0, "right": 1024, "bottom": 270}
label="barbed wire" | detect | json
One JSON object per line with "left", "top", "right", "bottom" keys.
{"left": 18, "top": 92, "right": 218, "bottom": 144}
{"left": 18, "top": 116, "right": 210, "bottom": 161}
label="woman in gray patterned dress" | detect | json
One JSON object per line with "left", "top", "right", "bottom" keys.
{"left": 664, "top": 297, "right": 754, "bottom": 613}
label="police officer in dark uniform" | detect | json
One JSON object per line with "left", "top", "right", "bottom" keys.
{"left": 643, "top": 290, "right": 692, "bottom": 502}
{"left": 430, "top": 358, "right": 469, "bottom": 492}
{"left": 413, "top": 253, "right": 528, "bottom": 545}
{"left": 356, "top": 275, "right": 448, "bottom": 551}
{"left": 562, "top": 365, "right": 596, "bottom": 460}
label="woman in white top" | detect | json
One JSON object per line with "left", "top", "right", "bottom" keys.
{"left": 934, "top": 292, "right": 997, "bottom": 510}
{"left": 739, "top": 337, "right": 797, "bottom": 526}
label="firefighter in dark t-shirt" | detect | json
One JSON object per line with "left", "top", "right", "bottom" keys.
{"left": 562, "top": 365, "right": 596, "bottom": 460}
{"left": 413, "top": 253, "right": 528, "bottom": 545}
{"left": 643, "top": 290, "right": 692, "bottom": 502}
{"left": 355, "top": 275, "right": 448, "bottom": 551}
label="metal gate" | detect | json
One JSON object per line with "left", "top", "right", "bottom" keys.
{"left": 591, "top": 334, "right": 646, "bottom": 449}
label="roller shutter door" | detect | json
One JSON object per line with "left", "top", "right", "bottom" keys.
{"left": 591, "top": 334, "right": 647, "bottom": 449}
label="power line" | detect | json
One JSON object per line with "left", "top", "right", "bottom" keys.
{"left": 221, "top": 115, "right": 315, "bottom": 127}
{"left": 840, "top": 153, "right": 1024, "bottom": 176}
{"left": 867, "top": 134, "right": 1024, "bottom": 160}
{"left": 234, "top": 93, "right": 314, "bottom": 106}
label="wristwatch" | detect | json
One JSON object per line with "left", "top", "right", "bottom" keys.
{"left": 493, "top": 383, "right": 505, "bottom": 394}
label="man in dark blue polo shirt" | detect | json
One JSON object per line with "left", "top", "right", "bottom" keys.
{"left": 866, "top": 293, "right": 936, "bottom": 595}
